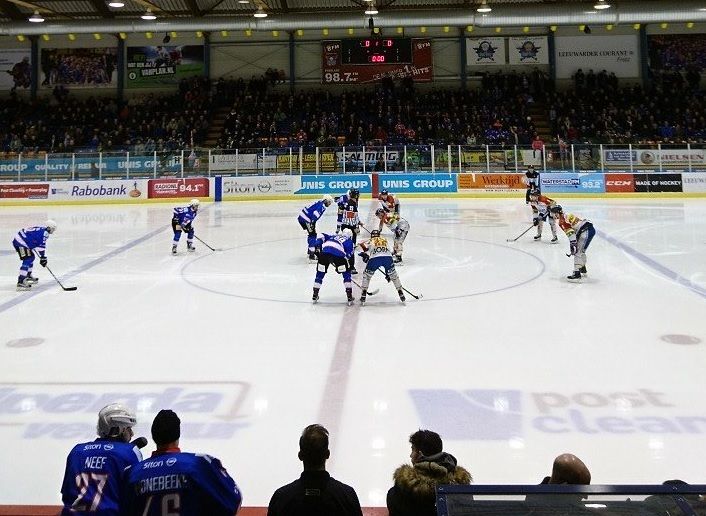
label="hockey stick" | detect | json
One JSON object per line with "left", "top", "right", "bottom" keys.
{"left": 45, "top": 265, "right": 77, "bottom": 291}
{"left": 401, "top": 285, "right": 423, "bottom": 300}
{"left": 506, "top": 224, "right": 535, "bottom": 242}
{"left": 351, "top": 279, "right": 379, "bottom": 296}
{"left": 194, "top": 235, "right": 222, "bottom": 252}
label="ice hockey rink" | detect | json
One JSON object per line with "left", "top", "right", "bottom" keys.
{"left": 1, "top": 197, "right": 705, "bottom": 507}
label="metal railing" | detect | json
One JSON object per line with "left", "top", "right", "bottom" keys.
{"left": 1, "top": 144, "right": 705, "bottom": 182}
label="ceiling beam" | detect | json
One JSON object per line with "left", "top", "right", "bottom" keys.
{"left": 184, "top": 0, "right": 202, "bottom": 16}
{"left": 0, "top": 0, "right": 25, "bottom": 20}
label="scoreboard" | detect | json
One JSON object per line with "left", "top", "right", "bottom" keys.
{"left": 322, "top": 38, "right": 433, "bottom": 84}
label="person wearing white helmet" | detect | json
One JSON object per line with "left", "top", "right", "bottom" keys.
{"left": 298, "top": 194, "right": 334, "bottom": 260}
{"left": 171, "top": 198, "right": 200, "bottom": 255}
{"left": 310, "top": 228, "right": 356, "bottom": 305}
{"left": 61, "top": 403, "right": 143, "bottom": 514}
{"left": 11, "top": 220, "right": 57, "bottom": 291}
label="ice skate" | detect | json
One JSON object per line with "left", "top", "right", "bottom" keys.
{"left": 25, "top": 273, "right": 38, "bottom": 284}
{"left": 393, "top": 254, "right": 402, "bottom": 264}
{"left": 359, "top": 292, "right": 366, "bottom": 305}
{"left": 312, "top": 288, "right": 319, "bottom": 303}
{"left": 16, "top": 279, "right": 32, "bottom": 291}
{"left": 550, "top": 236, "right": 558, "bottom": 243}
{"left": 350, "top": 267, "right": 358, "bottom": 275}
{"left": 171, "top": 244, "right": 177, "bottom": 255}
{"left": 398, "top": 289, "right": 406, "bottom": 303}
{"left": 579, "top": 265, "right": 588, "bottom": 275}
{"left": 534, "top": 234, "right": 542, "bottom": 240}
{"left": 187, "top": 241, "right": 196, "bottom": 252}
{"left": 567, "top": 271, "right": 581, "bottom": 281}
{"left": 346, "top": 288, "right": 354, "bottom": 306}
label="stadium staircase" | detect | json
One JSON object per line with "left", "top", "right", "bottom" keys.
{"left": 528, "top": 102, "right": 553, "bottom": 142}
{"left": 204, "top": 106, "right": 231, "bottom": 147}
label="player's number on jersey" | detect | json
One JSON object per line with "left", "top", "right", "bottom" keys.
{"left": 142, "top": 493, "right": 181, "bottom": 516}
{"left": 72, "top": 472, "right": 108, "bottom": 511}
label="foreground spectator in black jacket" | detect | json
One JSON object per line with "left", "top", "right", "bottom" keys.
{"left": 542, "top": 453, "right": 591, "bottom": 485}
{"left": 267, "top": 424, "right": 363, "bottom": 516}
{"left": 387, "top": 429, "right": 472, "bottom": 516}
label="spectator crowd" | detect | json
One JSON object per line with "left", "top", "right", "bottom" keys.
{"left": 61, "top": 403, "right": 596, "bottom": 516}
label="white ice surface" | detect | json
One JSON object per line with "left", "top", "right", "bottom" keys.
{"left": 0, "top": 198, "right": 705, "bottom": 507}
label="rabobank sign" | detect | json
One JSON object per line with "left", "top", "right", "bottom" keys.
{"left": 295, "top": 174, "right": 371, "bottom": 194}
{"left": 411, "top": 388, "right": 706, "bottom": 440}
{"left": 0, "top": 382, "right": 250, "bottom": 440}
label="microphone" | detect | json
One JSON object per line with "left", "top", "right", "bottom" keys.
{"left": 131, "top": 437, "right": 148, "bottom": 449}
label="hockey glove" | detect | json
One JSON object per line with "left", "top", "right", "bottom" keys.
{"left": 358, "top": 252, "right": 370, "bottom": 263}
{"left": 40, "top": 256, "right": 48, "bottom": 267}
{"left": 539, "top": 212, "right": 548, "bottom": 221}
{"left": 182, "top": 224, "right": 193, "bottom": 233}
{"left": 569, "top": 241, "right": 578, "bottom": 256}
{"left": 533, "top": 218, "right": 539, "bottom": 226}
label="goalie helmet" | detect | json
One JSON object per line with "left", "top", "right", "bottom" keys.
{"left": 97, "top": 403, "right": 137, "bottom": 439}
{"left": 341, "top": 228, "right": 354, "bottom": 239}
{"left": 189, "top": 199, "right": 200, "bottom": 210}
{"left": 45, "top": 220, "right": 57, "bottom": 234}
{"left": 323, "top": 194, "right": 334, "bottom": 206}
{"left": 370, "top": 229, "right": 381, "bottom": 238}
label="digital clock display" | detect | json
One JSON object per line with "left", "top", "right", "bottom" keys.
{"left": 341, "top": 38, "right": 413, "bottom": 65}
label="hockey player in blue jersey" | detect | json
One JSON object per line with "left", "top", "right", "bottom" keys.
{"left": 171, "top": 199, "right": 200, "bottom": 255}
{"left": 358, "top": 230, "right": 406, "bottom": 305}
{"left": 122, "top": 409, "right": 243, "bottom": 516}
{"left": 298, "top": 194, "right": 334, "bottom": 260}
{"left": 12, "top": 219, "right": 57, "bottom": 291}
{"left": 312, "top": 228, "right": 355, "bottom": 305}
{"left": 61, "top": 403, "right": 142, "bottom": 515}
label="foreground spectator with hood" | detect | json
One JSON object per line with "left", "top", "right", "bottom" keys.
{"left": 387, "top": 429, "right": 472, "bottom": 516}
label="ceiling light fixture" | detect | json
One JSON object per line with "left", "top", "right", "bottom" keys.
{"left": 364, "top": 5, "right": 378, "bottom": 14}
{"left": 108, "top": 0, "right": 125, "bottom": 7}
{"left": 28, "top": 10, "right": 44, "bottom": 22}
{"left": 253, "top": 7, "right": 267, "bottom": 17}
{"left": 238, "top": 0, "right": 249, "bottom": 3}
{"left": 594, "top": 0, "right": 610, "bottom": 9}
{"left": 477, "top": 0, "right": 491, "bottom": 13}
{"left": 141, "top": 9, "right": 156, "bottom": 20}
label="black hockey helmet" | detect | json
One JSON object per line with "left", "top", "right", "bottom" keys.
{"left": 349, "top": 188, "right": 360, "bottom": 199}
{"left": 370, "top": 229, "right": 381, "bottom": 238}
{"left": 529, "top": 188, "right": 540, "bottom": 198}
{"left": 550, "top": 204, "right": 563, "bottom": 214}
{"left": 379, "top": 189, "right": 389, "bottom": 197}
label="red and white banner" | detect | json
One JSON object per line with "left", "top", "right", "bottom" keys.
{"left": 0, "top": 183, "right": 49, "bottom": 199}
{"left": 147, "top": 178, "right": 209, "bottom": 199}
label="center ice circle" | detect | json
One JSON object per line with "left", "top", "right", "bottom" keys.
{"left": 180, "top": 235, "right": 545, "bottom": 304}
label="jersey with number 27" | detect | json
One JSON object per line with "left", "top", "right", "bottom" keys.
{"left": 121, "top": 451, "right": 242, "bottom": 516}
{"left": 61, "top": 438, "right": 143, "bottom": 516}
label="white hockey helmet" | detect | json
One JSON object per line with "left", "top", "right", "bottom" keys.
{"left": 189, "top": 199, "right": 200, "bottom": 210}
{"left": 323, "top": 194, "right": 334, "bottom": 206}
{"left": 97, "top": 403, "right": 137, "bottom": 439}
{"left": 45, "top": 220, "right": 57, "bottom": 234}
{"left": 341, "top": 228, "right": 354, "bottom": 240}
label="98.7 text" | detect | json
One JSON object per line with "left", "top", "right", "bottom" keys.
{"left": 323, "top": 72, "right": 356, "bottom": 83}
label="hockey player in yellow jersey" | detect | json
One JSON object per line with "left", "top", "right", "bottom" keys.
{"left": 357, "top": 230, "right": 406, "bottom": 304}
{"left": 550, "top": 205, "right": 596, "bottom": 281}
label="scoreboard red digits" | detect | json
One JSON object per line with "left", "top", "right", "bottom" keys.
{"left": 342, "top": 38, "right": 412, "bottom": 64}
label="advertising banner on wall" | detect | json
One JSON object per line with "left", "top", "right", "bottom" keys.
{"left": 126, "top": 46, "right": 204, "bottom": 88}
{"left": 633, "top": 174, "right": 682, "bottom": 192}
{"left": 0, "top": 50, "right": 31, "bottom": 92}
{"left": 378, "top": 174, "right": 457, "bottom": 193}
{"left": 208, "top": 153, "right": 276, "bottom": 172}
{"left": 605, "top": 173, "right": 635, "bottom": 192}
{"left": 508, "top": 37, "right": 549, "bottom": 65}
{"left": 682, "top": 172, "right": 706, "bottom": 193}
{"left": 0, "top": 183, "right": 49, "bottom": 199}
{"left": 40, "top": 48, "right": 118, "bottom": 88}
{"left": 466, "top": 38, "right": 506, "bottom": 66}
{"left": 49, "top": 180, "right": 146, "bottom": 200}
{"left": 458, "top": 173, "right": 525, "bottom": 191}
{"left": 0, "top": 155, "right": 180, "bottom": 176}
{"left": 277, "top": 153, "right": 336, "bottom": 172}
{"left": 540, "top": 172, "right": 605, "bottom": 193}
{"left": 295, "top": 175, "right": 371, "bottom": 195}
{"left": 554, "top": 35, "right": 639, "bottom": 78}
{"left": 603, "top": 148, "right": 706, "bottom": 167}
{"left": 321, "top": 39, "right": 432, "bottom": 84}
{"left": 221, "top": 176, "right": 296, "bottom": 198}
{"left": 147, "top": 178, "right": 209, "bottom": 198}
